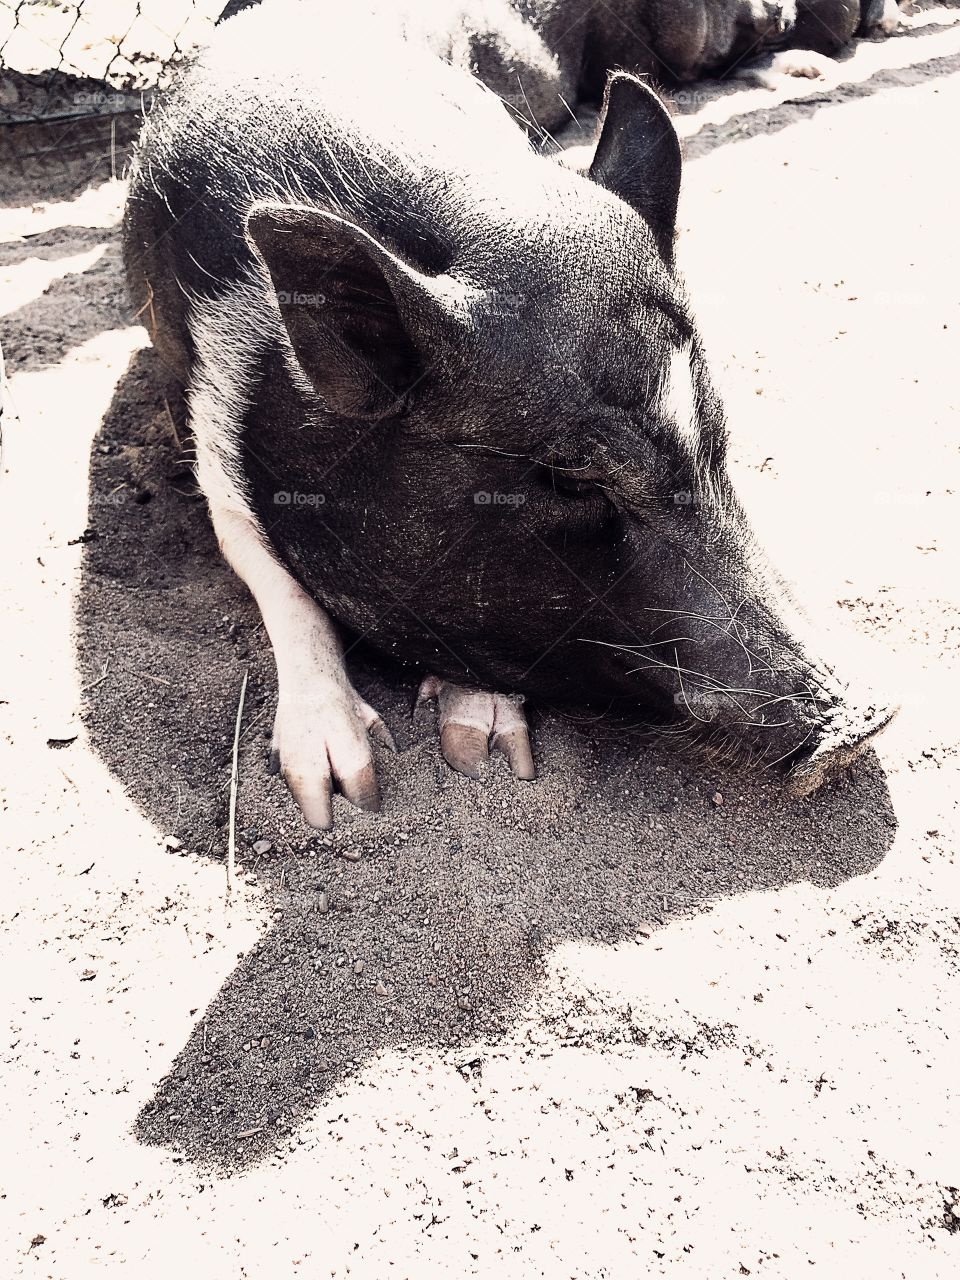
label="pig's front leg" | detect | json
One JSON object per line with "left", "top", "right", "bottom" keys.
{"left": 417, "top": 677, "right": 536, "bottom": 782}
{"left": 212, "top": 506, "right": 394, "bottom": 828}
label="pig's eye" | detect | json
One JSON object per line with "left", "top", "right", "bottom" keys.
{"left": 541, "top": 464, "right": 605, "bottom": 498}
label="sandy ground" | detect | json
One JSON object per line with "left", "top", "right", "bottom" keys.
{"left": 2, "top": 8, "right": 960, "bottom": 1278}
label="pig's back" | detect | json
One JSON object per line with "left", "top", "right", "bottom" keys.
{"left": 124, "top": 0, "right": 533, "bottom": 366}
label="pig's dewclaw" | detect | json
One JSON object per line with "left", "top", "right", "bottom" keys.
{"left": 270, "top": 688, "right": 394, "bottom": 829}
{"left": 417, "top": 677, "right": 536, "bottom": 781}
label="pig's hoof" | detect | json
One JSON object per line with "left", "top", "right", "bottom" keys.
{"left": 417, "top": 677, "right": 536, "bottom": 782}
{"left": 770, "top": 49, "right": 833, "bottom": 80}
{"left": 741, "top": 50, "right": 832, "bottom": 86}
{"left": 269, "top": 687, "right": 395, "bottom": 829}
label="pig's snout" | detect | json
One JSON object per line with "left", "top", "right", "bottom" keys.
{"left": 693, "top": 665, "right": 898, "bottom": 797}
{"left": 783, "top": 696, "right": 898, "bottom": 797}
{"left": 639, "top": 578, "right": 897, "bottom": 796}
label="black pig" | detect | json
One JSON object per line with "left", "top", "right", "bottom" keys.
{"left": 125, "top": 2, "right": 894, "bottom": 827}
{"left": 215, "top": 1, "right": 905, "bottom": 136}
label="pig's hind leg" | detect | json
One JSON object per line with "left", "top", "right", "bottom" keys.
{"left": 417, "top": 677, "right": 536, "bottom": 782}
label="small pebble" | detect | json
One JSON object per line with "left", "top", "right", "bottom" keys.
{"left": 342, "top": 848, "right": 362, "bottom": 862}
{"left": 375, "top": 981, "right": 390, "bottom": 997}
{"left": 354, "top": 959, "right": 365, "bottom": 975}
{"left": 317, "top": 892, "right": 330, "bottom": 914}
{"left": 252, "top": 839, "right": 272, "bottom": 855}
{"left": 712, "top": 792, "right": 724, "bottom": 807}
{"left": 163, "top": 835, "right": 182, "bottom": 851}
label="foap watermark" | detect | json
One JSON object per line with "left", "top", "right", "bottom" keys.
{"left": 870, "top": 290, "right": 927, "bottom": 310}
{"left": 275, "top": 290, "right": 326, "bottom": 307}
{"left": 874, "top": 490, "right": 927, "bottom": 507}
{"left": 670, "top": 89, "right": 712, "bottom": 109}
{"left": 475, "top": 290, "right": 525, "bottom": 319}
{"left": 689, "top": 291, "right": 731, "bottom": 313}
{"left": 90, "top": 489, "right": 128, "bottom": 507}
{"left": 496, "top": 91, "right": 537, "bottom": 113}
{"left": 474, "top": 490, "right": 526, "bottom": 508}
{"left": 73, "top": 90, "right": 141, "bottom": 112}
{"left": 673, "top": 690, "right": 724, "bottom": 714}
{"left": 274, "top": 490, "right": 326, "bottom": 507}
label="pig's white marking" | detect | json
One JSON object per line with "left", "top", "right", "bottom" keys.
{"left": 878, "top": 0, "right": 904, "bottom": 33}
{"left": 188, "top": 274, "right": 378, "bottom": 820}
{"left": 189, "top": 271, "right": 273, "bottom": 522}
{"left": 661, "top": 343, "right": 700, "bottom": 455}
{"left": 212, "top": 503, "right": 376, "bottom": 818}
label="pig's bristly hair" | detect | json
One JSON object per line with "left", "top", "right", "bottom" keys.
{"left": 137, "top": 9, "right": 543, "bottom": 271}
{"left": 580, "top": 626, "right": 828, "bottom": 776}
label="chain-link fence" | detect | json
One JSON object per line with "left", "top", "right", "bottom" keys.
{"left": 0, "top": 0, "right": 227, "bottom": 125}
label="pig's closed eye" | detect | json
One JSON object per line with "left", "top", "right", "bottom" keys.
{"left": 539, "top": 464, "right": 607, "bottom": 498}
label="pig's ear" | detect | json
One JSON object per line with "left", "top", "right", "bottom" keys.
{"left": 246, "top": 203, "right": 460, "bottom": 420}
{"left": 588, "top": 72, "right": 681, "bottom": 263}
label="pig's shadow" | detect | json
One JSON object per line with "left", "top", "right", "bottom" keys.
{"left": 76, "top": 348, "right": 897, "bottom": 1170}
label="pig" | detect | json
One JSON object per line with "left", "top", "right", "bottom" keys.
{"left": 124, "top": 0, "right": 894, "bottom": 828}
{"left": 745, "top": 0, "right": 905, "bottom": 83}
{"left": 214, "top": 1, "right": 905, "bottom": 138}
{"left": 527, "top": 1, "right": 906, "bottom": 105}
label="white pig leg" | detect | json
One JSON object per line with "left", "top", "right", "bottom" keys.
{"left": 877, "top": 0, "right": 906, "bottom": 34}
{"left": 187, "top": 278, "right": 393, "bottom": 828}
{"left": 210, "top": 504, "right": 395, "bottom": 828}
{"left": 417, "top": 676, "right": 536, "bottom": 781}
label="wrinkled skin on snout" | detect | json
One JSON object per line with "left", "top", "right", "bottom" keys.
{"left": 237, "top": 77, "right": 894, "bottom": 795}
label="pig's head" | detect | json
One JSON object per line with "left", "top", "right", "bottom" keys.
{"left": 245, "top": 72, "right": 894, "bottom": 796}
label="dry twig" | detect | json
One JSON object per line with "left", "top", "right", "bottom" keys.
{"left": 226, "top": 669, "right": 249, "bottom": 896}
